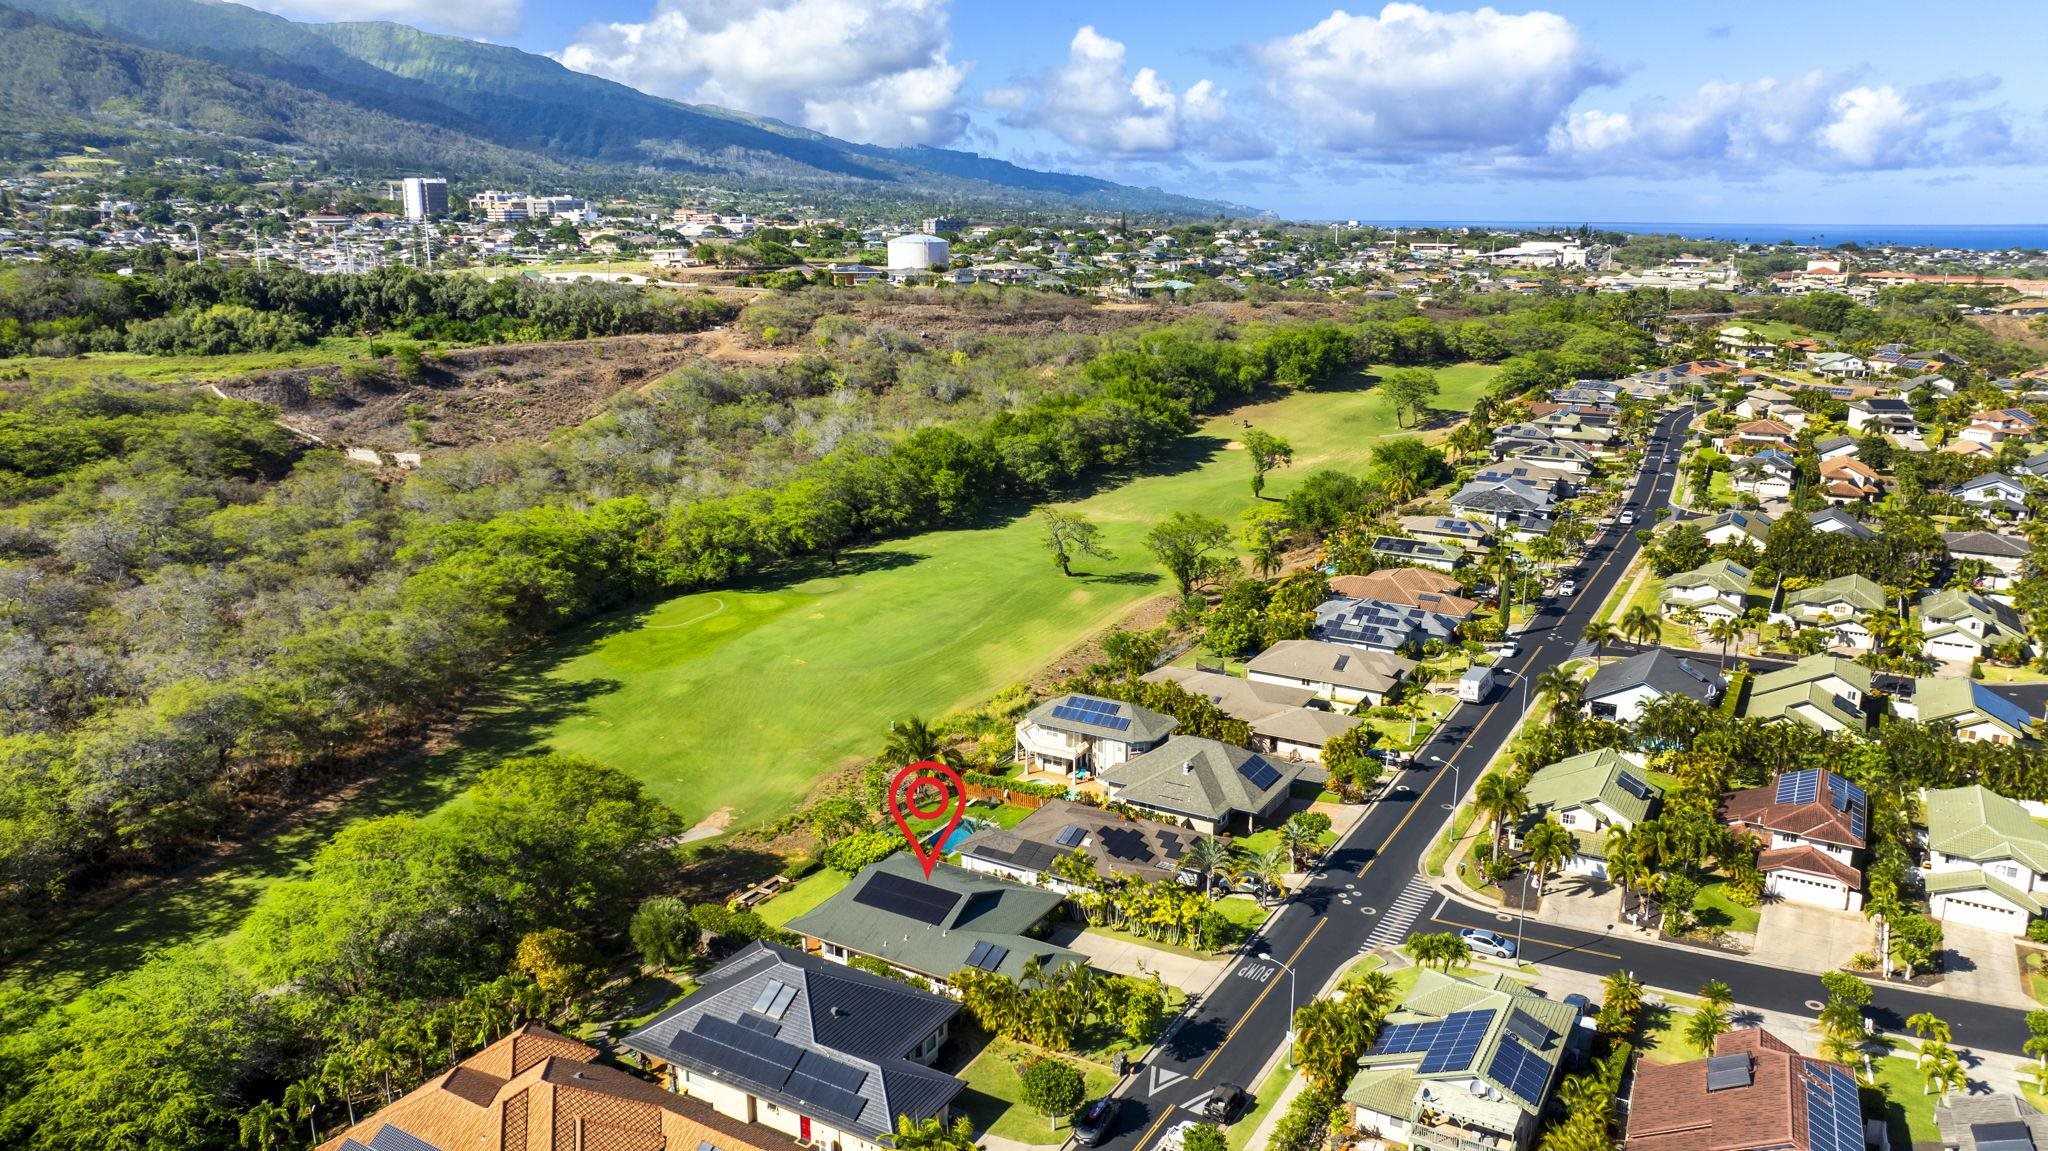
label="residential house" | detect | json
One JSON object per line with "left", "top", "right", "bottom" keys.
{"left": 1730, "top": 451, "right": 1797, "bottom": 499}
{"left": 1246, "top": 638, "right": 1416, "bottom": 711}
{"left": 787, "top": 856, "right": 1084, "bottom": 981}
{"left": 1450, "top": 478, "right": 1557, "bottom": 529}
{"left": 1314, "top": 597, "right": 1460, "bottom": 654}
{"left": 1819, "top": 457, "right": 1885, "bottom": 504}
{"left": 1343, "top": 970, "right": 1577, "bottom": 1151}
{"left": 1920, "top": 785, "right": 2048, "bottom": 934}
{"left": 1399, "top": 515, "right": 1495, "bottom": 553}
{"left": 1098, "top": 735, "right": 1303, "bottom": 834}
{"left": 1013, "top": 693, "right": 1177, "bottom": 778}
{"left": 1659, "top": 559, "right": 1752, "bottom": 625}
{"left": 1808, "top": 351, "right": 1870, "bottom": 379}
{"left": 1721, "top": 419, "right": 1797, "bottom": 454}
{"left": 1470, "top": 462, "right": 1576, "bottom": 496}
{"left": 1949, "top": 472, "right": 2031, "bottom": 520}
{"left": 1722, "top": 769, "right": 1867, "bottom": 911}
{"left": 315, "top": 1023, "right": 813, "bottom": 1151}
{"left": 1807, "top": 507, "right": 1876, "bottom": 540}
{"left": 1902, "top": 677, "right": 2036, "bottom": 745}
{"left": 1742, "top": 655, "right": 1875, "bottom": 737}
{"left": 958, "top": 798, "right": 1192, "bottom": 890}
{"left": 1846, "top": 396, "right": 1917, "bottom": 436}
{"left": 1624, "top": 1028, "right": 1863, "bottom": 1151}
{"left": 1516, "top": 748, "right": 1661, "bottom": 879}
{"left": 1813, "top": 434, "right": 1860, "bottom": 462}
{"left": 1699, "top": 509, "right": 1775, "bottom": 549}
{"left": 1958, "top": 409, "right": 2042, "bottom": 449}
{"left": 1582, "top": 648, "right": 1726, "bottom": 724}
{"left": 1736, "top": 387, "right": 1796, "bottom": 418}
{"left": 1371, "top": 535, "right": 1467, "bottom": 572}
{"left": 1144, "top": 666, "right": 1364, "bottom": 761}
{"left": 1781, "top": 574, "right": 1886, "bottom": 651}
{"left": 1330, "top": 569, "right": 1479, "bottom": 619}
{"left": 1942, "top": 531, "right": 2034, "bottom": 590}
{"left": 1920, "top": 586, "right": 2032, "bottom": 664}
{"left": 1934, "top": 1093, "right": 2048, "bottom": 1151}
{"left": 1719, "top": 327, "right": 1778, "bottom": 360}
{"left": 1498, "top": 440, "right": 1594, "bottom": 478}
{"left": 2016, "top": 449, "right": 2048, "bottom": 481}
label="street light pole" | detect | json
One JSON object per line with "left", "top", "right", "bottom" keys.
{"left": 1259, "top": 950, "right": 1300, "bottom": 1067}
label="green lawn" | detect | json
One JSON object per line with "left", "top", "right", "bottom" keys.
{"left": 1082, "top": 894, "right": 1270, "bottom": 957}
{"left": 956, "top": 1038, "right": 1120, "bottom": 1145}
{"left": 1361, "top": 693, "right": 1457, "bottom": 752}
{"left": 1229, "top": 1060, "right": 1297, "bottom": 1151}
{"left": 1865, "top": 1055, "right": 1941, "bottom": 1151}
{"left": 1633, "top": 1005, "right": 1713, "bottom": 1065}
{"left": 5, "top": 363, "right": 1496, "bottom": 1006}
{"left": 1426, "top": 804, "right": 1480, "bottom": 878}
{"left": 755, "top": 869, "right": 851, "bottom": 928}
{"left": 1691, "top": 879, "right": 1761, "bottom": 935}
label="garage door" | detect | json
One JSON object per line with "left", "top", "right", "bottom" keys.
{"left": 1768, "top": 872, "right": 1846, "bottom": 909}
{"left": 1936, "top": 894, "right": 2026, "bottom": 933}
{"left": 1927, "top": 637, "right": 1980, "bottom": 660}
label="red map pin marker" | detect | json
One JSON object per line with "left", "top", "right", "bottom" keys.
{"left": 889, "top": 761, "right": 967, "bottom": 878}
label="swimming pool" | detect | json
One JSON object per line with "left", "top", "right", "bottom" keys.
{"left": 926, "top": 819, "right": 986, "bottom": 855}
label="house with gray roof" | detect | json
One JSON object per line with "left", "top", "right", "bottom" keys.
{"left": 623, "top": 941, "right": 965, "bottom": 1150}
{"left": 1814, "top": 434, "right": 1859, "bottom": 462}
{"left": 787, "top": 856, "right": 1083, "bottom": 983}
{"left": 1313, "top": 596, "right": 1461, "bottom": 655}
{"left": 1245, "top": 638, "right": 1415, "bottom": 711}
{"left": 1950, "top": 472, "right": 2030, "bottom": 520}
{"left": 1143, "top": 665, "right": 1364, "bottom": 762}
{"left": 1098, "top": 735, "right": 1301, "bottom": 834}
{"left": 958, "top": 798, "right": 1191, "bottom": 890}
{"left": 1515, "top": 748, "right": 1661, "bottom": 879}
{"left": 1399, "top": 515, "right": 1495, "bottom": 551}
{"left": 1921, "top": 785, "right": 2048, "bottom": 935}
{"left": 1781, "top": 574, "right": 1886, "bottom": 650}
{"left": 1470, "top": 462, "right": 1576, "bottom": 496}
{"left": 1936, "top": 1093, "right": 2048, "bottom": 1151}
{"left": 1807, "top": 507, "right": 1875, "bottom": 540}
{"left": 1583, "top": 648, "right": 1725, "bottom": 724}
{"left": 1451, "top": 479, "right": 1557, "bottom": 528}
{"left": 1343, "top": 970, "right": 1577, "bottom": 1151}
{"left": 1943, "top": 530, "right": 2033, "bottom": 590}
{"left": 1013, "top": 693, "right": 1176, "bottom": 779}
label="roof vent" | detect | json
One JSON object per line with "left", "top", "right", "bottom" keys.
{"left": 830, "top": 1006, "right": 848, "bottom": 1018}
{"left": 1182, "top": 761, "right": 1195, "bottom": 774}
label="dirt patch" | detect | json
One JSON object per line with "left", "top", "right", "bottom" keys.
{"left": 678, "top": 806, "right": 736, "bottom": 844}
{"left": 1971, "top": 314, "right": 2048, "bottom": 355}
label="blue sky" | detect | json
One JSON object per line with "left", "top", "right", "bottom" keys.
{"left": 250, "top": 0, "right": 2048, "bottom": 223}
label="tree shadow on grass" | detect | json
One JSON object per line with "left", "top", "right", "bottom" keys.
{"left": 1076, "top": 570, "right": 1164, "bottom": 587}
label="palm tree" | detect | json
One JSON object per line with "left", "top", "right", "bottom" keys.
{"left": 1523, "top": 817, "right": 1574, "bottom": 894}
{"left": 1684, "top": 1003, "right": 1730, "bottom": 1053}
{"left": 1621, "top": 603, "right": 1662, "bottom": 648}
{"left": 1907, "top": 1012, "right": 1953, "bottom": 1046}
{"left": 895, "top": 1115, "right": 980, "bottom": 1151}
{"left": 283, "top": 1079, "right": 323, "bottom": 1147}
{"left": 1581, "top": 620, "right": 1618, "bottom": 663}
{"left": 1605, "top": 827, "right": 1648, "bottom": 918}
{"left": 1278, "top": 816, "right": 1322, "bottom": 871}
{"left": 1292, "top": 998, "right": 1371, "bottom": 1093}
{"left": 1184, "top": 836, "right": 1229, "bottom": 895}
{"left": 1346, "top": 969, "right": 1399, "bottom": 1020}
{"left": 882, "top": 716, "right": 962, "bottom": 768}
{"left": 238, "top": 1100, "right": 292, "bottom": 1151}
{"left": 1535, "top": 665, "right": 1582, "bottom": 716}
{"left": 1707, "top": 617, "right": 1743, "bottom": 668}
{"left": 1475, "top": 771, "right": 1530, "bottom": 855}
{"left": 1699, "top": 980, "right": 1733, "bottom": 1013}
{"left": 1251, "top": 846, "right": 1291, "bottom": 903}
{"left": 1601, "top": 970, "right": 1646, "bottom": 1020}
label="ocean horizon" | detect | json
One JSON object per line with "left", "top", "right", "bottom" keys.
{"left": 1363, "top": 220, "right": 2048, "bottom": 252}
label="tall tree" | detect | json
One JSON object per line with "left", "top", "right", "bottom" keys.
{"left": 1041, "top": 507, "right": 1114, "bottom": 577}
{"left": 1144, "top": 512, "right": 1233, "bottom": 596}
{"left": 1241, "top": 429, "right": 1295, "bottom": 498}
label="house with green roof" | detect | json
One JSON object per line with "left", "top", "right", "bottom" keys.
{"left": 1781, "top": 575, "right": 1887, "bottom": 651}
{"left": 1920, "top": 587, "right": 2033, "bottom": 666}
{"left": 1904, "top": 677, "right": 2036, "bottom": 746}
{"left": 786, "top": 855, "right": 1085, "bottom": 984}
{"left": 1921, "top": 785, "right": 2048, "bottom": 934}
{"left": 1344, "top": 970, "right": 1579, "bottom": 1151}
{"left": 1659, "top": 559, "right": 1751, "bottom": 625}
{"left": 1742, "top": 655, "right": 1875, "bottom": 737}
{"left": 1513, "top": 748, "right": 1661, "bottom": 880}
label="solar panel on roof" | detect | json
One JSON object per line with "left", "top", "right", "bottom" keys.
{"left": 1831, "top": 776, "right": 1868, "bottom": 812}
{"left": 1055, "top": 825, "right": 1087, "bottom": 848}
{"left": 1418, "top": 1009, "right": 1494, "bottom": 1074}
{"left": 366, "top": 1127, "right": 443, "bottom": 1151}
{"left": 691, "top": 1015, "right": 802, "bottom": 1092}
{"left": 752, "top": 978, "right": 798, "bottom": 1020}
{"left": 1705, "top": 1053, "right": 1752, "bottom": 1092}
{"left": 852, "top": 871, "right": 959, "bottom": 926}
{"left": 735, "top": 1013, "right": 783, "bottom": 1036}
{"left": 1777, "top": 769, "right": 1820, "bottom": 805}
{"left": 1487, "top": 1035, "right": 1551, "bottom": 1105}
{"left": 1504, "top": 1010, "right": 1551, "bottom": 1050}
{"left": 1803, "top": 1065, "right": 1864, "bottom": 1151}
{"left": 1237, "top": 757, "right": 1283, "bottom": 791}
{"left": 786, "top": 1050, "right": 870, "bottom": 1123}
{"left": 1367, "top": 1021, "right": 1437, "bottom": 1057}
{"left": 964, "top": 941, "right": 1010, "bottom": 971}
{"left": 1616, "top": 773, "right": 1653, "bottom": 801}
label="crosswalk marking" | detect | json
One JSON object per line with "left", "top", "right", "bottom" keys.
{"left": 1568, "top": 638, "right": 1595, "bottom": 661}
{"left": 1365, "top": 879, "right": 1432, "bottom": 949}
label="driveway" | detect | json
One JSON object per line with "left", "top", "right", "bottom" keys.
{"left": 1939, "top": 923, "right": 2036, "bottom": 1010}
{"left": 1532, "top": 874, "right": 1626, "bottom": 935}
{"left": 1753, "top": 901, "right": 1873, "bottom": 974}
{"left": 1048, "top": 921, "right": 1233, "bottom": 987}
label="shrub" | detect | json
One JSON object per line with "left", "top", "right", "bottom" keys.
{"left": 2026, "top": 920, "right": 2048, "bottom": 945}
{"left": 1018, "top": 1057, "right": 1087, "bottom": 1127}
{"left": 630, "top": 897, "right": 701, "bottom": 970}
{"left": 822, "top": 829, "right": 903, "bottom": 873}
{"left": 780, "top": 853, "right": 819, "bottom": 880}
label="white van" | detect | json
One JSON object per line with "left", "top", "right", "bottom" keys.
{"left": 1458, "top": 665, "right": 1496, "bottom": 703}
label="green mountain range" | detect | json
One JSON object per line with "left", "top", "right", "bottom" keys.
{"left": 0, "top": 0, "right": 1238, "bottom": 214}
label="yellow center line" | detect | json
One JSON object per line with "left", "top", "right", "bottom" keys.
{"left": 1192, "top": 917, "right": 1328, "bottom": 1080}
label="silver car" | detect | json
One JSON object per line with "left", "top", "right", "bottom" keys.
{"left": 1461, "top": 928, "right": 1517, "bottom": 959}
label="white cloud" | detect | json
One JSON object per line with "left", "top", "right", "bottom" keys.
{"left": 997, "top": 25, "right": 1271, "bottom": 162}
{"left": 241, "top": 0, "right": 520, "bottom": 37}
{"left": 1252, "top": 3, "right": 1616, "bottom": 154}
{"left": 557, "top": 0, "right": 967, "bottom": 147}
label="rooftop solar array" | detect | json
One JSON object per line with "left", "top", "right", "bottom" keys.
{"left": 1503, "top": 1010, "right": 1551, "bottom": 1051}
{"left": 1237, "top": 757, "right": 1283, "bottom": 791}
{"left": 1418, "top": 1009, "right": 1495, "bottom": 1074}
{"left": 1831, "top": 776, "right": 1868, "bottom": 811}
{"left": 1055, "top": 825, "right": 1088, "bottom": 848}
{"left": 1802, "top": 1064, "right": 1864, "bottom": 1151}
{"left": 752, "top": 978, "right": 799, "bottom": 1020}
{"left": 964, "top": 941, "right": 1010, "bottom": 971}
{"left": 852, "top": 871, "right": 958, "bottom": 926}
{"left": 1486, "top": 1034, "right": 1550, "bottom": 1105}
{"left": 1777, "top": 769, "right": 1820, "bottom": 805}
{"left": 1705, "top": 1053, "right": 1753, "bottom": 1092}
{"left": 1617, "top": 772, "right": 1654, "bottom": 801}
{"left": 691, "top": 1015, "right": 872, "bottom": 1124}
{"left": 1049, "top": 695, "right": 1131, "bottom": 732}
{"left": 736, "top": 1013, "right": 783, "bottom": 1036}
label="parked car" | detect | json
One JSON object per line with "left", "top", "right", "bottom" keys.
{"left": 1561, "top": 993, "right": 1593, "bottom": 1016}
{"left": 1461, "top": 928, "right": 1517, "bottom": 959}
{"left": 1075, "top": 1096, "right": 1121, "bottom": 1146}
{"left": 1487, "top": 641, "right": 1521, "bottom": 659}
{"left": 1204, "top": 1083, "right": 1249, "bottom": 1124}
{"left": 1158, "top": 1121, "right": 1201, "bottom": 1151}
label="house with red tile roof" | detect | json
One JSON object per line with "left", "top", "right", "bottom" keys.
{"left": 1625, "top": 1028, "right": 1864, "bottom": 1151}
{"left": 1723, "top": 769, "right": 1868, "bottom": 911}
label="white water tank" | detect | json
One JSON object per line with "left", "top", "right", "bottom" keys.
{"left": 887, "top": 232, "right": 949, "bottom": 271}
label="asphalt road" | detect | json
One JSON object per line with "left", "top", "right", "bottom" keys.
{"left": 1091, "top": 406, "right": 2040, "bottom": 1151}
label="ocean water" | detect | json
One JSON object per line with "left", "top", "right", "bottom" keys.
{"left": 1368, "top": 220, "right": 2048, "bottom": 252}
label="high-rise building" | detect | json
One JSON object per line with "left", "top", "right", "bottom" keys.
{"left": 922, "top": 216, "right": 966, "bottom": 235}
{"left": 400, "top": 177, "right": 448, "bottom": 220}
